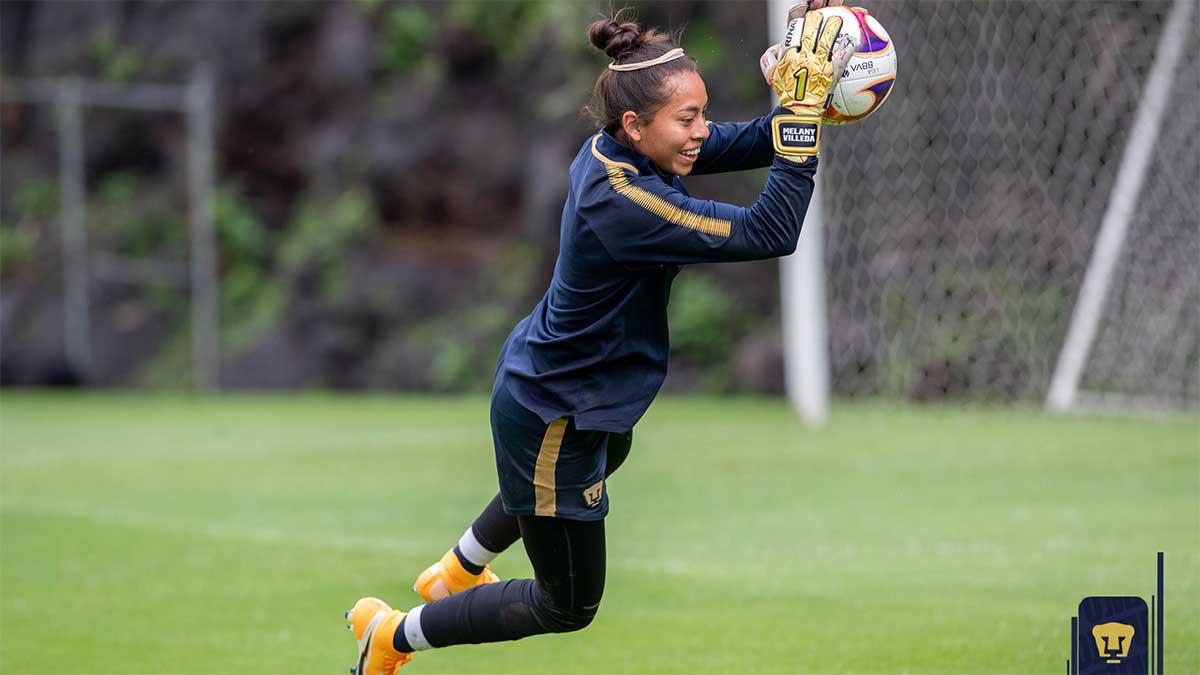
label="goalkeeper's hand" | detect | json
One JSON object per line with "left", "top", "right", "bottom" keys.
{"left": 759, "top": 1, "right": 847, "bottom": 87}
{"left": 766, "top": 9, "right": 857, "bottom": 160}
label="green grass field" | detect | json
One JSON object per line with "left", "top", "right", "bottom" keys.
{"left": 1, "top": 392, "right": 1196, "bottom": 674}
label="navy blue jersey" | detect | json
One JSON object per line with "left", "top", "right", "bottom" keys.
{"left": 495, "top": 108, "right": 817, "bottom": 432}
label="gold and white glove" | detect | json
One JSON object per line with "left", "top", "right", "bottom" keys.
{"left": 767, "top": 9, "right": 857, "bottom": 160}
{"left": 759, "top": 1, "right": 849, "bottom": 87}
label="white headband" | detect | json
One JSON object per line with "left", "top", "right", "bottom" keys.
{"left": 608, "top": 48, "right": 686, "bottom": 72}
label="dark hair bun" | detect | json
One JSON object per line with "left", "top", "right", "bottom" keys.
{"left": 587, "top": 18, "right": 642, "bottom": 60}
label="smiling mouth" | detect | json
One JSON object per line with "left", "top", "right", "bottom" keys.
{"left": 680, "top": 148, "right": 700, "bottom": 161}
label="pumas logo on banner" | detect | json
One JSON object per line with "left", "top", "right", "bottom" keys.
{"left": 1067, "top": 553, "right": 1163, "bottom": 675}
{"left": 1092, "top": 620, "right": 1136, "bottom": 665}
{"left": 1078, "top": 597, "right": 1147, "bottom": 672}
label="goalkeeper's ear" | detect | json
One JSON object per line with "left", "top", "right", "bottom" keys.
{"left": 619, "top": 110, "right": 646, "bottom": 143}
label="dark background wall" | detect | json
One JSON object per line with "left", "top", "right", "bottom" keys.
{"left": 1, "top": 0, "right": 787, "bottom": 393}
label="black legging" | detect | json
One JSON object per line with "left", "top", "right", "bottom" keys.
{"left": 417, "top": 515, "right": 605, "bottom": 646}
{"left": 410, "top": 430, "right": 631, "bottom": 648}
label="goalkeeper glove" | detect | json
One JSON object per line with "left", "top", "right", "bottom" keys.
{"left": 759, "top": 2, "right": 849, "bottom": 90}
{"left": 767, "top": 9, "right": 857, "bottom": 160}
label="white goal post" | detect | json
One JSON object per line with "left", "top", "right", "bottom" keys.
{"left": 771, "top": 0, "right": 1196, "bottom": 420}
{"left": 1045, "top": 0, "right": 1194, "bottom": 413}
{"left": 769, "top": 0, "right": 830, "bottom": 427}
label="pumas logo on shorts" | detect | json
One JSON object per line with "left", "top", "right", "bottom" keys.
{"left": 583, "top": 480, "right": 604, "bottom": 508}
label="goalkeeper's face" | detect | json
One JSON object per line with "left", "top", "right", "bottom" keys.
{"left": 629, "top": 71, "right": 710, "bottom": 176}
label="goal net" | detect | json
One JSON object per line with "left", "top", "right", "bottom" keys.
{"left": 815, "top": 0, "right": 1198, "bottom": 409}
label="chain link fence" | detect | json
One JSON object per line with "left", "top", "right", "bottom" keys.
{"left": 818, "top": 0, "right": 1198, "bottom": 407}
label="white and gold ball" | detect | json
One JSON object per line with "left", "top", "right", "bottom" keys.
{"left": 821, "top": 7, "right": 898, "bottom": 125}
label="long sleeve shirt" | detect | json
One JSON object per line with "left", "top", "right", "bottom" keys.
{"left": 495, "top": 108, "right": 817, "bottom": 432}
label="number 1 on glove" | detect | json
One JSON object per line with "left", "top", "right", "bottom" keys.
{"left": 768, "top": 10, "right": 856, "bottom": 160}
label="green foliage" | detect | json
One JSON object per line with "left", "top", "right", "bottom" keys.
{"left": 15, "top": 179, "right": 59, "bottom": 220}
{"left": 91, "top": 29, "right": 141, "bottom": 81}
{"left": 97, "top": 171, "right": 138, "bottom": 203}
{"left": 84, "top": 172, "right": 188, "bottom": 317}
{"left": 446, "top": 1, "right": 586, "bottom": 63}
{"left": 400, "top": 243, "right": 538, "bottom": 393}
{"left": 0, "top": 223, "right": 37, "bottom": 275}
{"left": 488, "top": 241, "right": 539, "bottom": 306}
{"left": 381, "top": 5, "right": 435, "bottom": 76}
{"left": 356, "top": 0, "right": 385, "bottom": 16}
{"left": 397, "top": 318, "right": 479, "bottom": 392}
{"left": 2, "top": 180, "right": 57, "bottom": 275}
{"left": 94, "top": 172, "right": 187, "bottom": 260}
{"left": 668, "top": 273, "right": 746, "bottom": 391}
{"left": 133, "top": 320, "right": 192, "bottom": 389}
{"left": 213, "top": 187, "right": 282, "bottom": 351}
{"left": 215, "top": 189, "right": 268, "bottom": 264}
{"left": 682, "top": 17, "right": 726, "bottom": 71}
{"left": 377, "top": 2, "right": 589, "bottom": 78}
{"left": 446, "top": 1, "right": 533, "bottom": 60}
{"left": 735, "top": 66, "right": 768, "bottom": 106}
{"left": 133, "top": 186, "right": 279, "bottom": 381}
{"left": 668, "top": 272, "right": 738, "bottom": 364}
{"left": 280, "top": 188, "right": 374, "bottom": 275}
{"left": 431, "top": 335, "right": 475, "bottom": 392}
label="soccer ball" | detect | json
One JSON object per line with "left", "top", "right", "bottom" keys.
{"left": 822, "top": 7, "right": 898, "bottom": 125}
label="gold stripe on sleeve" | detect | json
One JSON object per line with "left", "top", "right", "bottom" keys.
{"left": 590, "top": 134, "right": 640, "bottom": 175}
{"left": 533, "top": 418, "right": 568, "bottom": 517}
{"left": 590, "top": 135, "right": 732, "bottom": 238}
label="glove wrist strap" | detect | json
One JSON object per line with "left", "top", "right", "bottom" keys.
{"left": 772, "top": 110, "right": 823, "bottom": 160}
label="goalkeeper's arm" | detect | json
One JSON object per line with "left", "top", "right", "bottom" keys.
{"left": 583, "top": 120, "right": 817, "bottom": 266}
{"left": 689, "top": 1, "right": 849, "bottom": 175}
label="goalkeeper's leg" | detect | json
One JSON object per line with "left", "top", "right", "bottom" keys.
{"left": 350, "top": 514, "right": 605, "bottom": 670}
{"left": 413, "top": 431, "right": 631, "bottom": 602}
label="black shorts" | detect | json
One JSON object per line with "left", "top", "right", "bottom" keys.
{"left": 490, "top": 382, "right": 617, "bottom": 521}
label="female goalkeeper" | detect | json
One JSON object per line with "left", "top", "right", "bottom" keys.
{"left": 346, "top": 7, "right": 854, "bottom": 673}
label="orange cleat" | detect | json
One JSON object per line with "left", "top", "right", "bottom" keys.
{"left": 344, "top": 597, "right": 412, "bottom": 675}
{"left": 413, "top": 549, "right": 500, "bottom": 602}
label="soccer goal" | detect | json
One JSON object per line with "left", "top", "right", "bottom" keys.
{"left": 777, "top": 0, "right": 1199, "bottom": 422}
{"left": 3, "top": 70, "right": 220, "bottom": 389}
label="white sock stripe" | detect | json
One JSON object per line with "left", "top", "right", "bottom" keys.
{"left": 404, "top": 604, "right": 431, "bottom": 651}
{"left": 457, "top": 527, "right": 498, "bottom": 567}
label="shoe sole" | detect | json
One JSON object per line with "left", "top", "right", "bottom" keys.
{"left": 345, "top": 607, "right": 387, "bottom": 675}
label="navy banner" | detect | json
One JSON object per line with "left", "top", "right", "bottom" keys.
{"left": 1076, "top": 596, "right": 1149, "bottom": 674}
